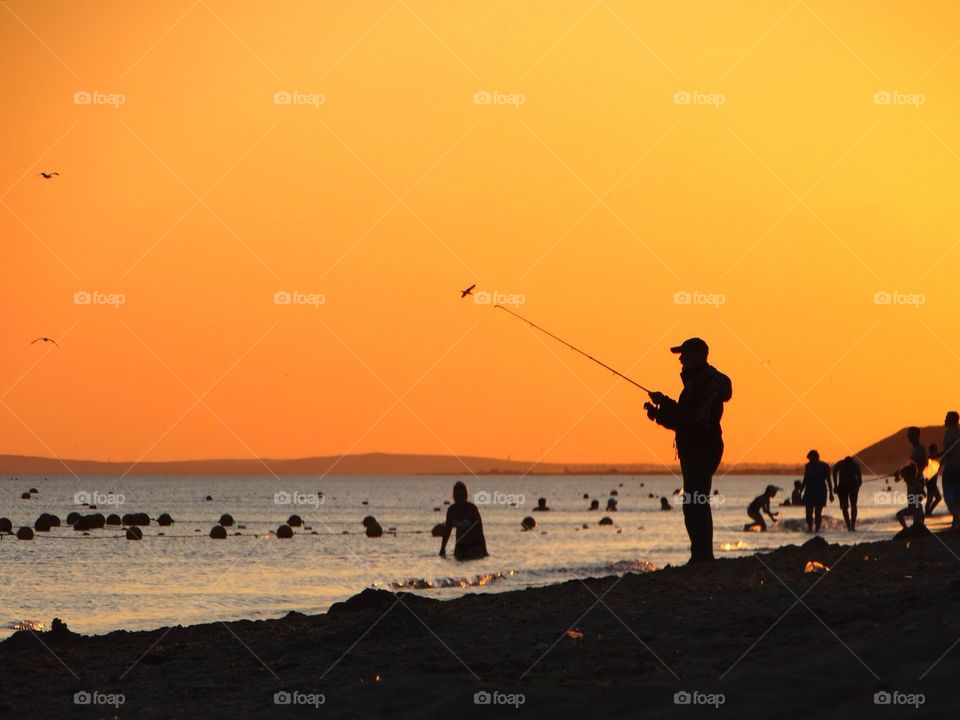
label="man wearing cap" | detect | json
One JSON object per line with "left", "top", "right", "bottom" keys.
{"left": 644, "top": 337, "right": 732, "bottom": 562}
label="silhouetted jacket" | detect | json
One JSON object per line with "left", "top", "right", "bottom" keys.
{"left": 652, "top": 363, "right": 732, "bottom": 454}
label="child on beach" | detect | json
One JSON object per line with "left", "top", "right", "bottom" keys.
{"left": 745, "top": 485, "right": 779, "bottom": 531}
{"left": 439, "top": 481, "right": 488, "bottom": 560}
{"left": 895, "top": 462, "right": 925, "bottom": 530}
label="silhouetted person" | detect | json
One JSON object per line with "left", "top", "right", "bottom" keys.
{"left": 589, "top": 499, "right": 600, "bottom": 510}
{"left": 659, "top": 496, "right": 672, "bottom": 511}
{"left": 831, "top": 455, "right": 862, "bottom": 531}
{"left": 931, "top": 411, "right": 960, "bottom": 530}
{"left": 746, "top": 485, "right": 779, "bottom": 531}
{"left": 801, "top": 450, "right": 832, "bottom": 532}
{"left": 895, "top": 462, "right": 925, "bottom": 530}
{"left": 645, "top": 337, "right": 732, "bottom": 562}
{"left": 532, "top": 497, "right": 550, "bottom": 512}
{"left": 781, "top": 480, "right": 803, "bottom": 506}
{"left": 439, "top": 481, "right": 488, "bottom": 560}
{"left": 925, "top": 443, "right": 942, "bottom": 517}
{"left": 606, "top": 497, "right": 618, "bottom": 511}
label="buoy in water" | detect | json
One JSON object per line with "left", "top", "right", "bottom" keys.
{"left": 157, "top": 513, "right": 173, "bottom": 526}
{"left": 219, "top": 514, "right": 234, "bottom": 527}
{"left": 106, "top": 514, "right": 122, "bottom": 526}
{"left": 521, "top": 516, "right": 536, "bottom": 531}
{"left": 33, "top": 514, "right": 53, "bottom": 532}
{"left": 276, "top": 524, "right": 293, "bottom": 539}
{"left": 17, "top": 526, "right": 34, "bottom": 540}
{"left": 209, "top": 526, "right": 227, "bottom": 539}
{"left": 126, "top": 527, "right": 143, "bottom": 540}
{"left": 0, "top": 518, "right": 12, "bottom": 534}
{"left": 287, "top": 514, "right": 302, "bottom": 527}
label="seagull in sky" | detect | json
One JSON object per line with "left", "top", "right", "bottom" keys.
{"left": 460, "top": 283, "right": 476, "bottom": 299}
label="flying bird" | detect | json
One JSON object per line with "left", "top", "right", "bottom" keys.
{"left": 38, "top": 172, "right": 60, "bottom": 179}
{"left": 30, "top": 337, "right": 59, "bottom": 348}
{"left": 460, "top": 283, "right": 476, "bottom": 299}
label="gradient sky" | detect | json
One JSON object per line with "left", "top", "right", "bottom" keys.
{"left": 2, "top": 1, "right": 958, "bottom": 467}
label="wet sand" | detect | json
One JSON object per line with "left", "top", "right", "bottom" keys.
{"left": 2, "top": 529, "right": 959, "bottom": 718}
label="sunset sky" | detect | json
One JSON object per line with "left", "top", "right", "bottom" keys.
{"left": 2, "top": 1, "right": 959, "bottom": 468}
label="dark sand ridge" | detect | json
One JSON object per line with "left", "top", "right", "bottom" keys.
{"left": 1, "top": 530, "right": 959, "bottom": 718}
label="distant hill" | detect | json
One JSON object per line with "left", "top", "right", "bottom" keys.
{"left": 853, "top": 425, "right": 944, "bottom": 475}
{"left": 0, "top": 452, "right": 798, "bottom": 477}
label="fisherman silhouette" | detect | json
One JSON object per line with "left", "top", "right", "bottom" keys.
{"left": 831, "top": 455, "right": 862, "bottom": 531}
{"left": 644, "top": 337, "right": 731, "bottom": 562}
{"left": 801, "top": 450, "right": 833, "bottom": 532}
{"left": 438, "top": 481, "right": 488, "bottom": 560}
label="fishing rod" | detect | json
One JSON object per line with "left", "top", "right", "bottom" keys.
{"left": 493, "top": 304, "right": 652, "bottom": 393}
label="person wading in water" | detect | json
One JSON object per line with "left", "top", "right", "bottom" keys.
{"left": 644, "top": 337, "right": 732, "bottom": 563}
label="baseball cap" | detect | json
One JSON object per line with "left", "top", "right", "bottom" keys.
{"left": 670, "top": 337, "right": 709, "bottom": 354}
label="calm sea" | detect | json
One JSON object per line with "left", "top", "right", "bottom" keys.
{"left": 0, "top": 474, "right": 908, "bottom": 637}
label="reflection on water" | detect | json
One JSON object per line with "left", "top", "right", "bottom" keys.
{"left": 0, "top": 475, "right": 906, "bottom": 637}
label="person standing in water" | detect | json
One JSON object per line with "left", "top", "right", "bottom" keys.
{"left": 439, "top": 481, "right": 488, "bottom": 560}
{"left": 931, "top": 411, "right": 960, "bottom": 531}
{"left": 645, "top": 337, "right": 732, "bottom": 563}
{"left": 801, "top": 450, "right": 833, "bottom": 532}
{"left": 925, "top": 443, "right": 942, "bottom": 517}
{"left": 831, "top": 455, "right": 862, "bottom": 531}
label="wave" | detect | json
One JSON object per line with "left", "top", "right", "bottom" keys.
{"left": 384, "top": 558, "right": 657, "bottom": 591}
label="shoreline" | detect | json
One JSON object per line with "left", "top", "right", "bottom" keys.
{"left": 2, "top": 531, "right": 959, "bottom": 717}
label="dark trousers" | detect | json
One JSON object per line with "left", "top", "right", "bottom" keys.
{"left": 679, "top": 441, "right": 723, "bottom": 561}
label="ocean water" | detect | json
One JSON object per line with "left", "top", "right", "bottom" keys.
{"left": 0, "top": 474, "right": 912, "bottom": 638}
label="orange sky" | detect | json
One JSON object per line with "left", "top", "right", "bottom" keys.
{"left": 1, "top": 1, "right": 958, "bottom": 467}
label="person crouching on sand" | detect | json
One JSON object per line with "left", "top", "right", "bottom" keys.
{"left": 894, "top": 462, "right": 925, "bottom": 530}
{"left": 745, "top": 485, "right": 779, "bottom": 531}
{"left": 439, "top": 481, "right": 488, "bottom": 560}
{"left": 801, "top": 450, "right": 832, "bottom": 533}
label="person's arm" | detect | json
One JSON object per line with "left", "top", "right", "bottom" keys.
{"left": 439, "top": 509, "right": 453, "bottom": 557}
{"left": 832, "top": 464, "right": 839, "bottom": 493}
{"left": 764, "top": 498, "right": 778, "bottom": 519}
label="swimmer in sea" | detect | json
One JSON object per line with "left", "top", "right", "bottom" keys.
{"left": 439, "top": 481, "right": 488, "bottom": 560}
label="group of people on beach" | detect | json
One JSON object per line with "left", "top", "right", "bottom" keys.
{"left": 437, "top": 337, "right": 959, "bottom": 563}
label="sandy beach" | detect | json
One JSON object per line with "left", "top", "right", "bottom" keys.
{"left": 1, "top": 529, "right": 957, "bottom": 718}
